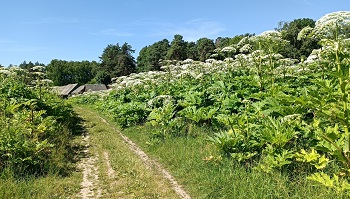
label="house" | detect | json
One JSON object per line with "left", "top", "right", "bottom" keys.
{"left": 83, "top": 84, "right": 108, "bottom": 93}
{"left": 53, "top": 83, "right": 108, "bottom": 97}
{"left": 52, "top": 83, "right": 79, "bottom": 98}
{"left": 70, "top": 84, "right": 108, "bottom": 96}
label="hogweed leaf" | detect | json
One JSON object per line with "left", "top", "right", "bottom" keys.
{"left": 307, "top": 172, "right": 334, "bottom": 187}
{"left": 315, "top": 155, "right": 330, "bottom": 169}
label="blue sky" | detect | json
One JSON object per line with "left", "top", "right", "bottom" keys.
{"left": 0, "top": 0, "right": 349, "bottom": 66}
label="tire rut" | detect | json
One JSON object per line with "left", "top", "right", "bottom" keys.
{"left": 99, "top": 116, "right": 191, "bottom": 199}
{"left": 78, "top": 132, "right": 102, "bottom": 199}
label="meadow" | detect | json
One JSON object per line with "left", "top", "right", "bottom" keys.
{"left": 1, "top": 11, "right": 350, "bottom": 198}
{"left": 72, "top": 11, "right": 350, "bottom": 197}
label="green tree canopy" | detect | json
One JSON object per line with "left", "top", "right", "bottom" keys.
{"left": 166, "top": 34, "right": 187, "bottom": 61}
{"left": 46, "top": 60, "right": 98, "bottom": 86}
{"left": 277, "top": 18, "right": 320, "bottom": 60}
{"left": 137, "top": 39, "right": 170, "bottom": 72}
{"left": 195, "top": 38, "right": 216, "bottom": 61}
{"left": 100, "top": 42, "right": 136, "bottom": 81}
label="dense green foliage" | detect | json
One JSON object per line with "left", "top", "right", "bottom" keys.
{"left": 46, "top": 59, "right": 99, "bottom": 86}
{"left": 137, "top": 39, "right": 170, "bottom": 72}
{"left": 122, "top": 124, "right": 344, "bottom": 198}
{"left": 0, "top": 66, "right": 80, "bottom": 176}
{"left": 277, "top": 18, "right": 321, "bottom": 60}
{"left": 99, "top": 42, "right": 137, "bottom": 84}
{"left": 73, "top": 11, "right": 350, "bottom": 194}
{"left": 3, "top": 17, "right": 320, "bottom": 88}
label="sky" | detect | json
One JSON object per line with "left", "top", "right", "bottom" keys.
{"left": 0, "top": 0, "right": 349, "bottom": 67}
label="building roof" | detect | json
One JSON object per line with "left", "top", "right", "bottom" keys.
{"left": 61, "top": 83, "right": 79, "bottom": 96}
{"left": 71, "top": 85, "right": 85, "bottom": 95}
{"left": 84, "top": 84, "right": 107, "bottom": 92}
{"left": 52, "top": 83, "right": 79, "bottom": 97}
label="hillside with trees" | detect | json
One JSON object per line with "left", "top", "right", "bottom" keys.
{"left": 2, "top": 18, "right": 320, "bottom": 87}
{"left": 2, "top": 11, "right": 350, "bottom": 198}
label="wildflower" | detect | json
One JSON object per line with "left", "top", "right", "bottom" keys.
{"left": 297, "top": 26, "right": 313, "bottom": 40}
{"left": 235, "top": 54, "right": 247, "bottom": 60}
{"left": 259, "top": 30, "right": 282, "bottom": 38}
{"left": 32, "top": 71, "right": 44, "bottom": 76}
{"left": 221, "top": 46, "right": 236, "bottom": 53}
{"left": 237, "top": 36, "right": 250, "bottom": 47}
{"left": 210, "top": 53, "right": 219, "bottom": 58}
{"left": 0, "top": 69, "right": 11, "bottom": 75}
{"left": 32, "top": 65, "right": 45, "bottom": 71}
{"left": 224, "top": 58, "right": 234, "bottom": 62}
{"left": 41, "top": 79, "right": 53, "bottom": 84}
{"left": 311, "top": 11, "right": 350, "bottom": 39}
{"left": 183, "top": 59, "right": 194, "bottom": 64}
{"left": 205, "top": 58, "right": 216, "bottom": 63}
{"left": 239, "top": 44, "right": 252, "bottom": 53}
{"left": 304, "top": 49, "right": 321, "bottom": 63}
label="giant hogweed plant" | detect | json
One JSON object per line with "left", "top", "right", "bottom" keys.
{"left": 295, "top": 11, "right": 350, "bottom": 192}
{"left": 239, "top": 31, "right": 289, "bottom": 91}
{"left": 72, "top": 11, "right": 350, "bottom": 193}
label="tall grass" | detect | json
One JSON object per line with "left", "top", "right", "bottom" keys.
{"left": 123, "top": 124, "right": 345, "bottom": 199}
{"left": 0, "top": 165, "right": 81, "bottom": 199}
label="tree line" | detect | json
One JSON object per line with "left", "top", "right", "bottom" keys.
{"left": 6, "top": 18, "right": 320, "bottom": 86}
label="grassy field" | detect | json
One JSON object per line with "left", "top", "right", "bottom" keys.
{"left": 122, "top": 124, "right": 345, "bottom": 199}
{"left": 0, "top": 144, "right": 82, "bottom": 199}
{"left": 1, "top": 105, "right": 347, "bottom": 198}
{"left": 0, "top": 106, "right": 180, "bottom": 198}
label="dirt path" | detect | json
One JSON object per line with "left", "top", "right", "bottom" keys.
{"left": 74, "top": 106, "right": 190, "bottom": 199}
{"left": 99, "top": 117, "right": 191, "bottom": 199}
{"left": 78, "top": 132, "right": 102, "bottom": 199}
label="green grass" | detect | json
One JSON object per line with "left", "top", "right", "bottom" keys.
{"left": 73, "top": 106, "right": 179, "bottom": 198}
{"left": 122, "top": 124, "right": 346, "bottom": 199}
{"left": 0, "top": 171, "right": 81, "bottom": 199}
{"left": 0, "top": 150, "right": 82, "bottom": 199}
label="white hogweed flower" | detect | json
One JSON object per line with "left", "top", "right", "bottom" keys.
{"left": 237, "top": 36, "right": 250, "bottom": 47}
{"left": 31, "top": 65, "right": 45, "bottom": 71}
{"left": 183, "top": 59, "right": 194, "bottom": 64}
{"left": 220, "top": 46, "right": 236, "bottom": 53}
{"left": 239, "top": 44, "right": 252, "bottom": 53}
{"left": 0, "top": 69, "right": 12, "bottom": 75}
{"left": 205, "top": 58, "right": 217, "bottom": 63}
{"left": 210, "top": 53, "right": 219, "bottom": 58}
{"left": 224, "top": 58, "right": 234, "bottom": 62}
{"left": 297, "top": 26, "right": 313, "bottom": 40}
{"left": 313, "top": 11, "right": 350, "bottom": 39}
{"left": 258, "top": 30, "right": 282, "bottom": 38}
